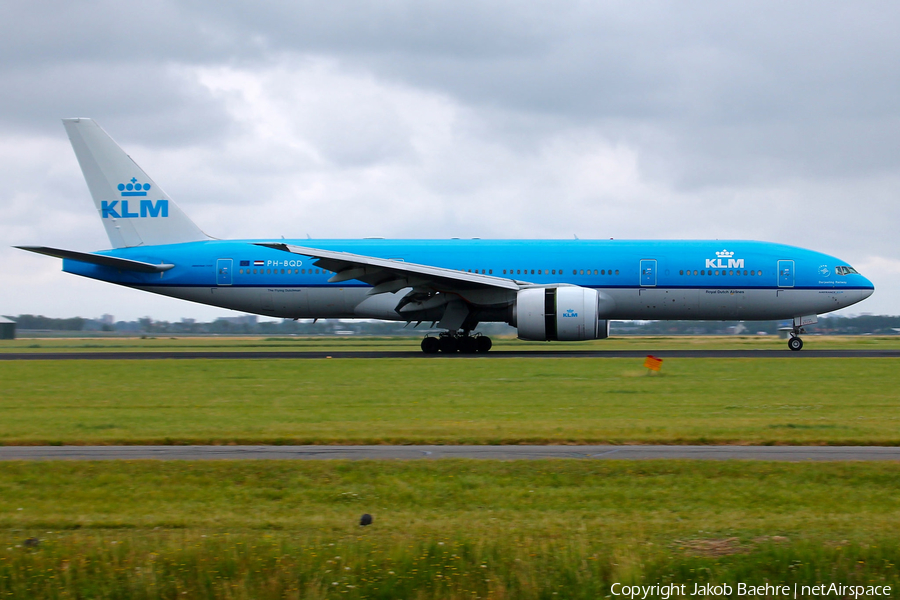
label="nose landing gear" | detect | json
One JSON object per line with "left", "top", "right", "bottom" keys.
{"left": 421, "top": 332, "right": 493, "bottom": 354}
{"left": 786, "top": 315, "right": 816, "bottom": 351}
{"left": 787, "top": 324, "right": 806, "bottom": 351}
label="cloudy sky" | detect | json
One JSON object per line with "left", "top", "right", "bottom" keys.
{"left": 2, "top": 1, "right": 898, "bottom": 321}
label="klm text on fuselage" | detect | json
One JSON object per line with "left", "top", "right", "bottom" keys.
{"left": 705, "top": 258, "right": 744, "bottom": 269}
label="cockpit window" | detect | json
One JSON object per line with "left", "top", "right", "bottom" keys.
{"left": 836, "top": 266, "right": 859, "bottom": 275}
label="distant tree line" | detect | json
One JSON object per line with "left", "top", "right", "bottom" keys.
{"left": 7, "top": 314, "right": 87, "bottom": 331}
{"left": 4, "top": 313, "right": 899, "bottom": 336}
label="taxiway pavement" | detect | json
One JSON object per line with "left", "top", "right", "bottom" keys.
{"left": 1, "top": 445, "right": 899, "bottom": 461}
{"left": 1, "top": 349, "right": 899, "bottom": 360}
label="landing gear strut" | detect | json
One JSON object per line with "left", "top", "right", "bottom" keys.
{"left": 421, "top": 332, "right": 492, "bottom": 354}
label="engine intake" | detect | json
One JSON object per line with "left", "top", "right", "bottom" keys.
{"left": 515, "top": 286, "right": 611, "bottom": 341}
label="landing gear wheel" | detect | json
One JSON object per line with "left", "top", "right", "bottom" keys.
{"left": 421, "top": 337, "right": 440, "bottom": 354}
{"left": 788, "top": 336, "right": 803, "bottom": 351}
{"left": 475, "top": 336, "right": 492, "bottom": 353}
{"left": 439, "top": 335, "right": 459, "bottom": 353}
{"left": 458, "top": 336, "right": 478, "bottom": 354}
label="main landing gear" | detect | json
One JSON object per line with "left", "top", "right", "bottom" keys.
{"left": 421, "top": 332, "right": 492, "bottom": 354}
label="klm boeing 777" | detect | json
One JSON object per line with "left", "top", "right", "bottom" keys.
{"left": 18, "top": 119, "right": 874, "bottom": 352}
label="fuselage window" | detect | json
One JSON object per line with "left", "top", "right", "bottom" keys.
{"left": 266, "top": 269, "right": 270, "bottom": 274}
{"left": 579, "top": 270, "right": 584, "bottom": 275}
{"left": 517, "top": 270, "right": 521, "bottom": 275}
{"left": 728, "top": 270, "right": 733, "bottom": 276}
{"left": 503, "top": 270, "right": 507, "bottom": 274}
{"left": 615, "top": 270, "right": 619, "bottom": 275}
{"left": 530, "top": 269, "right": 535, "bottom": 275}
{"left": 743, "top": 270, "right": 747, "bottom": 276}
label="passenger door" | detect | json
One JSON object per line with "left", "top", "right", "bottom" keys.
{"left": 640, "top": 259, "right": 657, "bottom": 287}
{"left": 777, "top": 260, "right": 794, "bottom": 288}
{"left": 216, "top": 258, "right": 233, "bottom": 286}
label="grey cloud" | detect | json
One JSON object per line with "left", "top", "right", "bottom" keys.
{"left": 7, "top": 1, "right": 900, "bottom": 184}
{"left": 0, "top": 0, "right": 258, "bottom": 67}
{"left": 2, "top": 0, "right": 899, "bottom": 318}
{"left": 0, "top": 61, "right": 235, "bottom": 146}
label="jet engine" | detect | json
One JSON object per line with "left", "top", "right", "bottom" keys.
{"left": 513, "top": 286, "right": 613, "bottom": 341}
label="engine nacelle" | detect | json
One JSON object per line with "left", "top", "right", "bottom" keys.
{"left": 514, "top": 286, "right": 612, "bottom": 341}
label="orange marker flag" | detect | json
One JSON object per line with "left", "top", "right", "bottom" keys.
{"left": 644, "top": 355, "right": 663, "bottom": 372}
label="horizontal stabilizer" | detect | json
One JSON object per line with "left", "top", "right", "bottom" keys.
{"left": 16, "top": 246, "right": 174, "bottom": 273}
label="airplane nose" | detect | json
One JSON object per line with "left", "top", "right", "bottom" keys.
{"left": 861, "top": 276, "right": 875, "bottom": 298}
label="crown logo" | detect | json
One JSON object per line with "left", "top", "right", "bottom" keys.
{"left": 715, "top": 249, "right": 734, "bottom": 258}
{"left": 118, "top": 177, "right": 151, "bottom": 197}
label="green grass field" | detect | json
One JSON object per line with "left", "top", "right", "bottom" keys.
{"left": 1, "top": 460, "right": 899, "bottom": 599}
{"left": 1, "top": 340, "right": 898, "bottom": 597}
{"left": 1, "top": 334, "right": 899, "bottom": 353}
{"left": 0, "top": 357, "right": 898, "bottom": 445}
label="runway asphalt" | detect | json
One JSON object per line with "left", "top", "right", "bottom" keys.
{"left": 1, "top": 445, "right": 899, "bottom": 461}
{"left": 1, "top": 349, "right": 899, "bottom": 360}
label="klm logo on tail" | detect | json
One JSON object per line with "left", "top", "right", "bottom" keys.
{"left": 102, "top": 178, "right": 168, "bottom": 219}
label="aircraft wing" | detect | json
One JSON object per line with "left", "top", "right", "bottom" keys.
{"left": 256, "top": 243, "right": 523, "bottom": 295}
